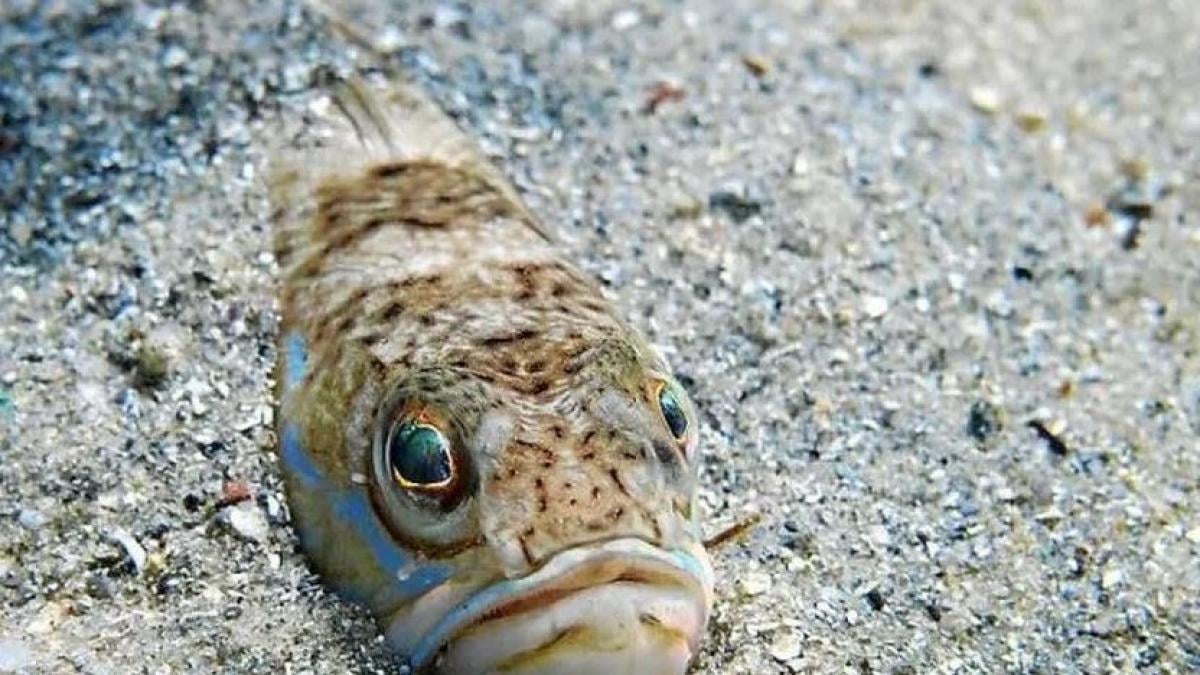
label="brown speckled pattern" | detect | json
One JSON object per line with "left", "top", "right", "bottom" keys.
{"left": 271, "top": 80, "right": 702, "bottom": 588}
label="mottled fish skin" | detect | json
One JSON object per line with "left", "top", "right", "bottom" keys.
{"left": 269, "top": 79, "right": 712, "bottom": 674}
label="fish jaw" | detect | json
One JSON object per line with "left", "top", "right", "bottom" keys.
{"left": 392, "top": 537, "right": 714, "bottom": 674}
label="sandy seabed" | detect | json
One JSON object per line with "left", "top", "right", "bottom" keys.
{"left": 1, "top": 1, "right": 1198, "bottom": 673}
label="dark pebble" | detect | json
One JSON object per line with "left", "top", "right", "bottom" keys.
{"left": 966, "top": 400, "right": 1003, "bottom": 442}
{"left": 1027, "top": 420, "right": 1069, "bottom": 456}
{"left": 708, "top": 187, "right": 765, "bottom": 223}
{"left": 865, "top": 588, "right": 886, "bottom": 611}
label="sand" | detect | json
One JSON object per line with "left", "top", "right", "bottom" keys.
{"left": 2, "top": 0, "right": 1198, "bottom": 672}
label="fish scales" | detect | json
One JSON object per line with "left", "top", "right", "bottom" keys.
{"left": 269, "top": 79, "right": 713, "bottom": 674}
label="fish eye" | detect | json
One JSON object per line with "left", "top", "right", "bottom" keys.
{"left": 370, "top": 384, "right": 480, "bottom": 549}
{"left": 387, "top": 421, "right": 455, "bottom": 490}
{"left": 656, "top": 381, "right": 690, "bottom": 441}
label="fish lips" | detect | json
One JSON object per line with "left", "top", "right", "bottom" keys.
{"left": 396, "top": 537, "right": 715, "bottom": 673}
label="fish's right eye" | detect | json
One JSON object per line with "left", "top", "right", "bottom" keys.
{"left": 370, "top": 383, "right": 481, "bottom": 551}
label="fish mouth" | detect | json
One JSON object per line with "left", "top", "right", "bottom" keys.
{"left": 404, "top": 537, "right": 714, "bottom": 674}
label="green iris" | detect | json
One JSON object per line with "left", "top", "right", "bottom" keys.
{"left": 658, "top": 383, "right": 689, "bottom": 440}
{"left": 388, "top": 423, "right": 453, "bottom": 487}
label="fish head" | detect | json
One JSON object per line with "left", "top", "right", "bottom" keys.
{"left": 283, "top": 334, "right": 713, "bottom": 673}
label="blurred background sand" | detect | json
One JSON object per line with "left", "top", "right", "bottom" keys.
{"left": 1, "top": 1, "right": 1198, "bottom": 672}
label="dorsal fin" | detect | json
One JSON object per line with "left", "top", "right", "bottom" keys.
{"left": 267, "top": 77, "right": 553, "bottom": 271}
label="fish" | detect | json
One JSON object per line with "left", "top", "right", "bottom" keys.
{"left": 267, "top": 77, "right": 714, "bottom": 674}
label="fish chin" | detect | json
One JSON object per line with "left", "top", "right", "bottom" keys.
{"left": 401, "top": 538, "right": 714, "bottom": 675}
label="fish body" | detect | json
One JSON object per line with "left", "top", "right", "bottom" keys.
{"left": 269, "top": 79, "right": 712, "bottom": 674}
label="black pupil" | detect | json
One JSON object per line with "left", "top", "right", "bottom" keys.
{"left": 659, "top": 385, "right": 689, "bottom": 439}
{"left": 389, "top": 424, "right": 452, "bottom": 486}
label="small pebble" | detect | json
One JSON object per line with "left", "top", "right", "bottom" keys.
{"left": 1107, "top": 183, "right": 1156, "bottom": 223}
{"left": 107, "top": 529, "right": 148, "bottom": 575}
{"left": 708, "top": 184, "right": 765, "bottom": 222}
{"left": 769, "top": 632, "right": 802, "bottom": 661}
{"left": 145, "top": 553, "right": 167, "bottom": 577}
{"left": 610, "top": 9, "right": 640, "bottom": 31}
{"left": 217, "top": 480, "right": 253, "bottom": 507}
{"left": 1034, "top": 507, "right": 1065, "bottom": 523}
{"left": 861, "top": 295, "right": 889, "bottom": 319}
{"left": 162, "top": 45, "right": 189, "bottom": 68}
{"left": 1119, "top": 157, "right": 1150, "bottom": 181}
{"left": 644, "top": 81, "right": 686, "bottom": 114}
{"left": 666, "top": 193, "right": 704, "bottom": 220}
{"left": 1084, "top": 203, "right": 1110, "bottom": 227}
{"left": 864, "top": 588, "right": 886, "bottom": 611}
{"left": 738, "top": 571, "right": 772, "bottom": 596}
{"left": 790, "top": 154, "right": 809, "bottom": 177}
{"left": 866, "top": 525, "right": 890, "bottom": 548}
{"left": 1014, "top": 108, "right": 1047, "bottom": 132}
{"left": 742, "top": 53, "right": 771, "bottom": 77}
{"left": 1101, "top": 566, "right": 1124, "bottom": 590}
{"left": 17, "top": 509, "right": 46, "bottom": 531}
{"left": 192, "top": 428, "right": 218, "bottom": 447}
{"left": 221, "top": 502, "right": 270, "bottom": 543}
{"left": 264, "top": 494, "right": 286, "bottom": 523}
{"left": 969, "top": 87, "right": 1002, "bottom": 114}
{"left": 134, "top": 344, "right": 170, "bottom": 387}
{"left": 191, "top": 398, "right": 211, "bottom": 417}
{"left": 233, "top": 413, "right": 260, "bottom": 432}
{"left": 966, "top": 400, "right": 1003, "bottom": 442}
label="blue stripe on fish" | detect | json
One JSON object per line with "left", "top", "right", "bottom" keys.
{"left": 329, "top": 477, "right": 454, "bottom": 609}
{"left": 280, "top": 421, "right": 453, "bottom": 615}
{"left": 281, "top": 422, "right": 324, "bottom": 489}
{"left": 283, "top": 330, "right": 309, "bottom": 391}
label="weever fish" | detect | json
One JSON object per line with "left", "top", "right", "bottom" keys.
{"left": 268, "top": 78, "right": 714, "bottom": 674}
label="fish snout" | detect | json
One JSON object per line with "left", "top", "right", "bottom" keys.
{"left": 404, "top": 538, "right": 714, "bottom": 674}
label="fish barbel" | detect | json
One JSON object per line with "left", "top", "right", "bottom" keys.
{"left": 268, "top": 78, "right": 713, "bottom": 674}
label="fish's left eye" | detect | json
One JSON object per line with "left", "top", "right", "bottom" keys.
{"left": 388, "top": 422, "right": 454, "bottom": 490}
{"left": 656, "top": 381, "right": 690, "bottom": 441}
